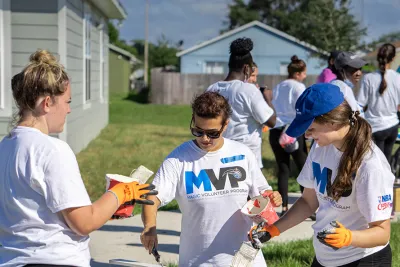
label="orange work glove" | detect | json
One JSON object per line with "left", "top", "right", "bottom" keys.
{"left": 108, "top": 182, "right": 158, "bottom": 206}
{"left": 248, "top": 222, "right": 280, "bottom": 248}
{"left": 317, "top": 221, "right": 352, "bottom": 249}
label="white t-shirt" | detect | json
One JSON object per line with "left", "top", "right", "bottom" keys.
{"left": 206, "top": 80, "right": 274, "bottom": 168}
{"left": 272, "top": 79, "right": 306, "bottom": 128}
{"left": 152, "top": 138, "right": 272, "bottom": 267}
{"left": 330, "top": 79, "right": 364, "bottom": 115}
{"left": 0, "top": 126, "right": 92, "bottom": 267}
{"left": 357, "top": 69, "right": 400, "bottom": 133}
{"left": 297, "top": 143, "right": 394, "bottom": 266}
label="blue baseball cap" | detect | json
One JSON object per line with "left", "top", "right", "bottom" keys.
{"left": 286, "top": 83, "right": 345, "bottom": 138}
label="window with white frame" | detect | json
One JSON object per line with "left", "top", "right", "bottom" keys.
{"left": 83, "top": 2, "right": 91, "bottom": 102}
{"left": 99, "top": 19, "right": 105, "bottom": 101}
{"left": 204, "top": 61, "right": 227, "bottom": 74}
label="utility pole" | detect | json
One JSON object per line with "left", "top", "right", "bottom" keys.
{"left": 144, "top": 0, "right": 149, "bottom": 88}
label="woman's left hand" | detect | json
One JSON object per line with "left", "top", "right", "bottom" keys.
{"left": 317, "top": 221, "right": 352, "bottom": 249}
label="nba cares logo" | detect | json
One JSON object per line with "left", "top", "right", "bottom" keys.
{"left": 377, "top": 194, "right": 392, "bottom": 211}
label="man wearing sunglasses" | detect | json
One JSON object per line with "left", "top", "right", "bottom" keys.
{"left": 140, "top": 92, "right": 282, "bottom": 267}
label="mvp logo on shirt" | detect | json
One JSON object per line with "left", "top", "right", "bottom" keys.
{"left": 312, "top": 162, "right": 352, "bottom": 198}
{"left": 185, "top": 166, "right": 246, "bottom": 194}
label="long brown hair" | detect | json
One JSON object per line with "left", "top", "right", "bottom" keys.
{"left": 377, "top": 43, "right": 396, "bottom": 95}
{"left": 314, "top": 101, "right": 372, "bottom": 201}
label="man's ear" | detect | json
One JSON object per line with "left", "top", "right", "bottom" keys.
{"left": 223, "top": 119, "right": 230, "bottom": 130}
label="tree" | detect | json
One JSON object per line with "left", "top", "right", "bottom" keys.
{"left": 223, "top": 0, "right": 366, "bottom": 54}
{"left": 108, "top": 21, "right": 119, "bottom": 44}
{"left": 108, "top": 21, "right": 138, "bottom": 57}
{"left": 359, "top": 31, "right": 400, "bottom": 52}
{"left": 131, "top": 35, "right": 182, "bottom": 70}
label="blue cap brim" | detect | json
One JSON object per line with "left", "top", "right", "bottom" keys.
{"left": 286, "top": 118, "right": 314, "bottom": 138}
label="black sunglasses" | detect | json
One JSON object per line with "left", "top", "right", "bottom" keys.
{"left": 190, "top": 118, "right": 225, "bottom": 139}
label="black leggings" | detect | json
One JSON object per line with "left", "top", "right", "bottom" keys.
{"left": 372, "top": 125, "right": 398, "bottom": 162}
{"left": 269, "top": 128, "right": 308, "bottom": 208}
{"left": 311, "top": 244, "right": 392, "bottom": 266}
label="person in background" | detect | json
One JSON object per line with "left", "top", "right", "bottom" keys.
{"left": 206, "top": 37, "right": 276, "bottom": 169}
{"left": 270, "top": 55, "right": 309, "bottom": 217}
{"left": 248, "top": 62, "right": 270, "bottom": 133}
{"left": 0, "top": 50, "right": 157, "bottom": 267}
{"left": 250, "top": 83, "right": 394, "bottom": 267}
{"left": 248, "top": 61, "right": 259, "bottom": 85}
{"left": 357, "top": 43, "right": 400, "bottom": 220}
{"left": 140, "top": 92, "right": 282, "bottom": 267}
{"left": 330, "top": 51, "right": 366, "bottom": 114}
{"left": 357, "top": 43, "right": 400, "bottom": 162}
{"left": 316, "top": 51, "right": 340, "bottom": 83}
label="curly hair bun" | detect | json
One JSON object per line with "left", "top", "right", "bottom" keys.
{"left": 29, "top": 49, "right": 58, "bottom": 65}
{"left": 230, "top": 37, "right": 253, "bottom": 56}
{"left": 291, "top": 55, "right": 299, "bottom": 62}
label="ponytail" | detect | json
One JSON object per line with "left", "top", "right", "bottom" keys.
{"left": 377, "top": 43, "right": 396, "bottom": 95}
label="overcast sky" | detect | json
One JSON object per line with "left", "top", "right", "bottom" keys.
{"left": 117, "top": 0, "right": 400, "bottom": 49}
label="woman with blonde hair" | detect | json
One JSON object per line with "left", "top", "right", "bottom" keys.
{"left": 0, "top": 50, "right": 156, "bottom": 267}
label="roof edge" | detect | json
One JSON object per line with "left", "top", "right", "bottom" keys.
{"left": 176, "top": 20, "right": 328, "bottom": 57}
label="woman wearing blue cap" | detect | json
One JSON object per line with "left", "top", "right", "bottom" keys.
{"left": 249, "top": 83, "right": 394, "bottom": 266}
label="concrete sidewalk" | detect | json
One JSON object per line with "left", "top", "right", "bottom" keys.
{"left": 89, "top": 193, "right": 315, "bottom": 266}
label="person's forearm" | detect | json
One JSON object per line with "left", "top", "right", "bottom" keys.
{"left": 90, "top": 192, "right": 120, "bottom": 229}
{"left": 351, "top": 222, "right": 390, "bottom": 248}
{"left": 63, "top": 192, "right": 119, "bottom": 236}
{"left": 275, "top": 196, "right": 316, "bottom": 233}
{"left": 141, "top": 195, "right": 160, "bottom": 228}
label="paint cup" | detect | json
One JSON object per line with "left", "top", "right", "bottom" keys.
{"left": 106, "top": 173, "right": 137, "bottom": 218}
{"left": 241, "top": 195, "right": 279, "bottom": 225}
{"left": 106, "top": 166, "right": 154, "bottom": 219}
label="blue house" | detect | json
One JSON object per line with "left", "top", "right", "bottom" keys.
{"left": 177, "top": 21, "right": 328, "bottom": 75}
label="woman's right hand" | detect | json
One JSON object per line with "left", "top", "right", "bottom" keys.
{"left": 248, "top": 222, "right": 280, "bottom": 247}
{"left": 140, "top": 226, "right": 158, "bottom": 254}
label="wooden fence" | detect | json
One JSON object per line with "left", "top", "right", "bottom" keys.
{"left": 150, "top": 69, "right": 319, "bottom": 105}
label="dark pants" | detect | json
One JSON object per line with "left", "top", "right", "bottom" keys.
{"left": 372, "top": 125, "right": 398, "bottom": 162}
{"left": 311, "top": 244, "right": 392, "bottom": 267}
{"left": 269, "top": 127, "right": 308, "bottom": 208}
